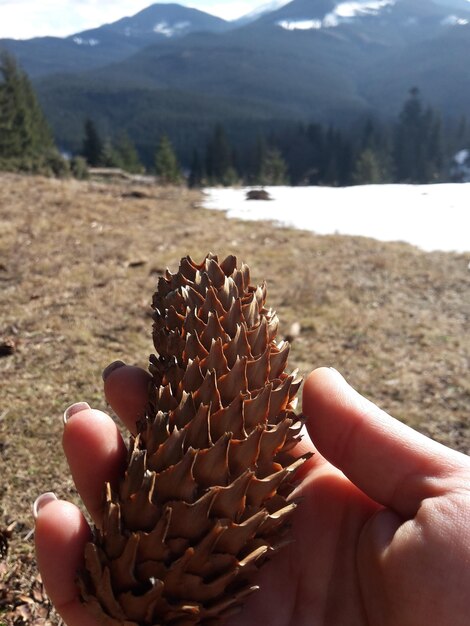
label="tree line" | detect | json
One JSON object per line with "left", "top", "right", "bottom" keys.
{"left": 1, "top": 51, "right": 469, "bottom": 186}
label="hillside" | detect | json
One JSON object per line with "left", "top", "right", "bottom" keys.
{"left": 1, "top": 173, "right": 469, "bottom": 621}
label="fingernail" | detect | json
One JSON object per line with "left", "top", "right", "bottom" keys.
{"left": 33, "top": 492, "right": 58, "bottom": 520}
{"left": 102, "top": 360, "right": 126, "bottom": 382}
{"left": 63, "top": 401, "right": 91, "bottom": 425}
{"left": 329, "top": 367, "right": 343, "bottom": 377}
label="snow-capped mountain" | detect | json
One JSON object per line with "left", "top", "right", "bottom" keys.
{"left": 0, "top": 4, "right": 230, "bottom": 78}
{"left": 258, "top": 0, "right": 470, "bottom": 44}
{"left": 75, "top": 3, "right": 229, "bottom": 43}
{"left": 232, "top": 0, "right": 292, "bottom": 26}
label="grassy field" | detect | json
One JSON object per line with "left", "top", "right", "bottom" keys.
{"left": 1, "top": 172, "right": 469, "bottom": 624}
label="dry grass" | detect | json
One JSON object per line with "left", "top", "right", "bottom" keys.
{"left": 0, "top": 172, "right": 469, "bottom": 623}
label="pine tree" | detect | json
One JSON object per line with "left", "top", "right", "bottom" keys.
{"left": 352, "top": 149, "right": 382, "bottom": 185}
{"left": 205, "top": 124, "right": 238, "bottom": 186}
{"left": 188, "top": 148, "right": 205, "bottom": 188}
{"left": 0, "top": 51, "right": 58, "bottom": 171}
{"left": 114, "top": 132, "right": 144, "bottom": 174}
{"left": 394, "top": 88, "right": 443, "bottom": 183}
{"left": 82, "top": 119, "right": 103, "bottom": 167}
{"left": 259, "top": 147, "right": 288, "bottom": 185}
{"left": 155, "top": 134, "right": 181, "bottom": 185}
{"left": 357, "top": 118, "right": 392, "bottom": 183}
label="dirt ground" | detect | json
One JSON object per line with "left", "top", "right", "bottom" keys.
{"left": 1, "top": 173, "right": 469, "bottom": 624}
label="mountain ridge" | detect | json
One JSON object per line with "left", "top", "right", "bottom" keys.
{"left": 2, "top": 0, "right": 469, "bottom": 156}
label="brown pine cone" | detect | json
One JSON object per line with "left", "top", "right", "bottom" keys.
{"left": 79, "top": 253, "right": 311, "bottom": 625}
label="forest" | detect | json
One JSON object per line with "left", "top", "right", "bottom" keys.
{"left": 1, "top": 52, "right": 470, "bottom": 186}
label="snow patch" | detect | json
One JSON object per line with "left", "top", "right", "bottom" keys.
{"left": 333, "top": 0, "right": 395, "bottom": 19}
{"left": 450, "top": 150, "right": 470, "bottom": 182}
{"left": 454, "top": 149, "right": 470, "bottom": 166}
{"left": 441, "top": 15, "right": 469, "bottom": 26}
{"left": 278, "top": 0, "right": 395, "bottom": 31}
{"left": 202, "top": 184, "right": 470, "bottom": 253}
{"left": 277, "top": 19, "right": 322, "bottom": 30}
{"left": 72, "top": 36, "right": 99, "bottom": 46}
{"left": 242, "top": 0, "right": 291, "bottom": 21}
{"left": 153, "top": 21, "right": 191, "bottom": 37}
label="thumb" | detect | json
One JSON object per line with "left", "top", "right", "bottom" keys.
{"left": 302, "top": 368, "right": 467, "bottom": 518}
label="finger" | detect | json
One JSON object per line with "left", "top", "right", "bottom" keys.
{"left": 34, "top": 496, "right": 101, "bottom": 626}
{"left": 63, "top": 404, "right": 127, "bottom": 526}
{"left": 302, "top": 367, "right": 468, "bottom": 518}
{"left": 103, "top": 362, "right": 151, "bottom": 434}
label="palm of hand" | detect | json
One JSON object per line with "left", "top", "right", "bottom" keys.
{"left": 227, "top": 455, "right": 377, "bottom": 626}
{"left": 230, "top": 457, "right": 470, "bottom": 626}
{"left": 34, "top": 368, "right": 470, "bottom": 626}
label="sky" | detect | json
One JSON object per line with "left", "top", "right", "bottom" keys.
{"left": 0, "top": 0, "right": 288, "bottom": 39}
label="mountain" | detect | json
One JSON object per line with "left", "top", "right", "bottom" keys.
{"left": 2, "top": 0, "right": 470, "bottom": 160}
{"left": 231, "top": 0, "right": 292, "bottom": 27}
{"left": 259, "top": 0, "right": 470, "bottom": 45}
{"left": 76, "top": 3, "right": 230, "bottom": 42}
{"left": 0, "top": 3, "right": 229, "bottom": 78}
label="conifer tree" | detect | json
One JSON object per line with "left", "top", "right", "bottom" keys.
{"left": 352, "top": 149, "right": 382, "bottom": 185}
{"left": 0, "top": 51, "right": 57, "bottom": 170}
{"left": 394, "top": 88, "right": 443, "bottom": 183}
{"left": 114, "top": 132, "right": 144, "bottom": 174}
{"left": 259, "top": 147, "right": 288, "bottom": 185}
{"left": 205, "top": 124, "right": 238, "bottom": 186}
{"left": 155, "top": 134, "right": 181, "bottom": 185}
{"left": 188, "top": 148, "right": 204, "bottom": 188}
{"left": 82, "top": 118, "right": 103, "bottom": 167}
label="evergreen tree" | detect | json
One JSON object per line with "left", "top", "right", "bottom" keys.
{"left": 155, "top": 134, "right": 181, "bottom": 184}
{"left": 0, "top": 51, "right": 58, "bottom": 171}
{"left": 357, "top": 118, "right": 393, "bottom": 183}
{"left": 259, "top": 147, "right": 288, "bottom": 185}
{"left": 205, "top": 124, "right": 238, "bottom": 186}
{"left": 306, "top": 123, "right": 326, "bottom": 184}
{"left": 101, "top": 138, "right": 121, "bottom": 168}
{"left": 114, "top": 132, "right": 144, "bottom": 174}
{"left": 393, "top": 88, "right": 443, "bottom": 183}
{"left": 188, "top": 148, "right": 205, "bottom": 188}
{"left": 82, "top": 118, "right": 103, "bottom": 167}
{"left": 352, "top": 149, "right": 382, "bottom": 185}
{"left": 251, "top": 136, "right": 268, "bottom": 184}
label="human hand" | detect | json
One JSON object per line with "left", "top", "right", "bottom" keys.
{"left": 34, "top": 366, "right": 470, "bottom": 626}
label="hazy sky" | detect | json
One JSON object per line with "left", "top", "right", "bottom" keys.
{"left": 0, "top": 0, "right": 289, "bottom": 39}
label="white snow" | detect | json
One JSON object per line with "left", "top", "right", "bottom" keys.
{"left": 202, "top": 184, "right": 470, "bottom": 253}
{"left": 441, "top": 15, "right": 469, "bottom": 26}
{"left": 72, "top": 36, "right": 99, "bottom": 46}
{"left": 241, "top": 0, "right": 291, "bottom": 21}
{"left": 454, "top": 149, "right": 470, "bottom": 166}
{"left": 153, "top": 21, "right": 190, "bottom": 37}
{"left": 333, "top": 0, "right": 395, "bottom": 18}
{"left": 277, "top": 19, "right": 322, "bottom": 30}
{"left": 278, "top": 0, "right": 395, "bottom": 31}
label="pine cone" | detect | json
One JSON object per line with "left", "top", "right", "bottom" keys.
{"left": 79, "top": 253, "right": 311, "bottom": 625}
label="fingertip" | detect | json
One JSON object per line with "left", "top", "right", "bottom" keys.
{"left": 103, "top": 364, "right": 151, "bottom": 433}
{"left": 34, "top": 499, "right": 91, "bottom": 606}
{"left": 102, "top": 360, "right": 126, "bottom": 382}
{"left": 34, "top": 499, "right": 101, "bottom": 626}
{"left": 302, "top": 367, "right": 349, "bottom": 419}
{"left": 62, "top": 406, "right": 127, "bottom": 524}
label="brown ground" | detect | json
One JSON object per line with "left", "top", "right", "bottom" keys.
{"left": 0, "top": 173, "right": 469, "bottom": 624}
